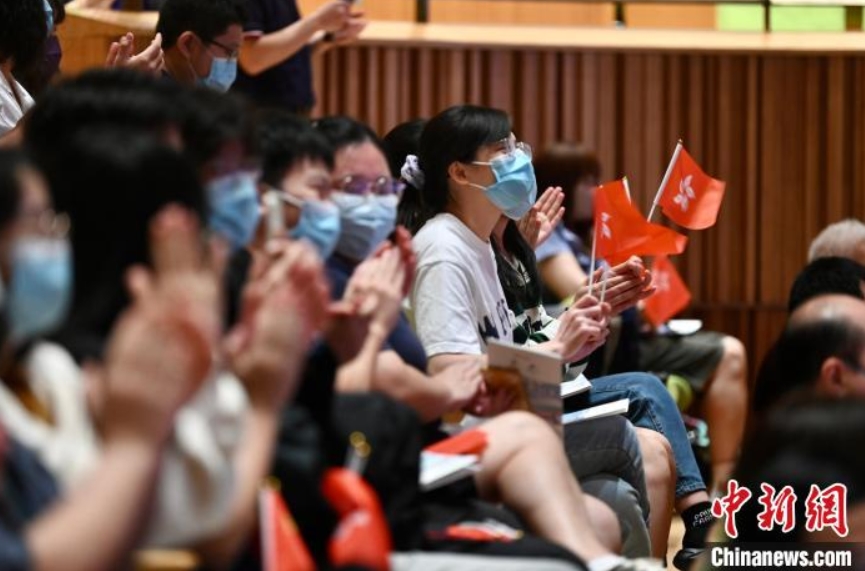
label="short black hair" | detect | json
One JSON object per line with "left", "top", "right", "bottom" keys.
{"left": 0, "top": 0, "right": 48, "bottom": 73}
{"left": 178, "top": 86, "right": 256, "bottom": 174}
{"left": 157, "top": 0, "right": 246, "bottom": 49}
{"left": 787, "top": 256, "right": 865, "bottom": 312}
{"left": 24, "top": 69, "right": 184, "bottom": 205}
{"left": 258, "top": 111, "right": 334, "bottom": 189}
{"left": 754, "top": 317, "right": 865, "bottom": 414}
{"left": 313, "top": 116, "right": 386, "bottom": 157}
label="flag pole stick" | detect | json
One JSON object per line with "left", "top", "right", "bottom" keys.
{"left": 600, "top": 265, "right": 611, "bottom": 305}
{"left": 588, "top": 219, "right": 598, "bottom": 293}
{"left": 648, "top": 140, "right": 683, "bottom": 222}
{"left": 623, "top": 176, "right": 632, "bottom": 203}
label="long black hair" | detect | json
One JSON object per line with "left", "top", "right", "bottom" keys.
{"left": 49, "top": 129, "right": 206, "bottom": 362}
{"left": 491, "top": 220, "right": 543, "bottom": 314}
{"left": 413, "top": 105, "right": 511, "bottom": 230}
{"left": 382, "top": 118, "right": 427, "bottom": 233}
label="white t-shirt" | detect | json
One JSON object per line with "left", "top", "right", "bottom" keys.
{"left": 0, "top": 342, "right": 247, "bottom": 548}
{"left": 0, "top": 72, "right": 35, "bottom": 137}
{"left": 411, "top": 213, "right": 516, "bottom": 357}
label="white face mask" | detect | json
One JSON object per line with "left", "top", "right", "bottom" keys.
{"left": 332, "top": 193, "right": 398, "bottom": 261}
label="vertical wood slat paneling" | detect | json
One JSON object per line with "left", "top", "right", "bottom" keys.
{"left": 315, "top": 43, "right": 865, "bottom": 381}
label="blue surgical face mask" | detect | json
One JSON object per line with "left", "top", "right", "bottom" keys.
{"left": 207, "top": 172, "right": 261, "bottom": 251}
{"left": 332, "top": 193, "right": 398, "bottom": 262}
{"left": 200, "top": 57, "right": 237, "bottom": 93}
{"left": 469, "top": 149, "right": 538, "bottom": 220}
{"left": 281, "top": 192, "right": 342, "bottom": 259}
{"left": 8, "top": 236, "right": 72, "bottom": 343}
{"left": 43, "top": 0, "right": 54, "bottom": 35}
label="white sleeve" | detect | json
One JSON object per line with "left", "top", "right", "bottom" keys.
{"left": 412, "top": 261, "right": 484, "bottom": 357}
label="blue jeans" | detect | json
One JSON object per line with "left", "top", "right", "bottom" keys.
{"left": 570, "top": 372, "right": 707, "bottom": 499}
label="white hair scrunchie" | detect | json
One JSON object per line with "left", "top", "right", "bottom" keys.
{"left": 401, "top": 154, "right": 425, "bottom": 190}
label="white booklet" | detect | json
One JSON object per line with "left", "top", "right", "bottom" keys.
{"left": 562, "top": 398, "right": 630, "bottom": 425}
{"left": 486, "top": 339, "right": 564, "bottom": 428}
{"left": 561, "top": 374, "right": 591, "bottom": 398}
{"left": 419, "top": 452, "right": 480, "bottom": 491}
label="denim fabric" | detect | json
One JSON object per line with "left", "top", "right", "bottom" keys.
{"left": 570, "top": 372, "right": 707, "bottom": 499}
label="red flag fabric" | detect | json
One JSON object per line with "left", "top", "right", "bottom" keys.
{"left": 321, "top": 468, "right": 392, "bottom": 571}
{"left": 643, "top": 255, "right": 692, "bottom": 327}
{"left": 594, "top": 179, "right": 688, "bottom": 266}
{"left": 424, "top": 428, "right": 488, "bottom": 456}
{"left": 658, "top": 146, "right": 726, "bottom": 230}
{"left": 259, "top": 484, "right": 316, "bottom": 571}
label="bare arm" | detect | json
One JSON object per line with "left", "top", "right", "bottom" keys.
{"left": 428, "top": 353, "right": 487, "bottom": 377}
{"left": 65, "top": 0, "right": 115, "bottom": 8}
{"left": 373, "top": 351, "right": 482, "bottom": 423}
{"left": 25, "top": 438, "right": 161, "bottom": 571}
{"left": 238, "top": 2, "right": 349, "bottom": 77}
{"left": 538, "top": 252, "right": 588, "bottom": 303}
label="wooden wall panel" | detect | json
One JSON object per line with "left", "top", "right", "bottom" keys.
{"left": 315, "top": 42, "right": 865, "bottom": 381}
{"left": 624, "top": 4, "right": 716, "bottom": 29}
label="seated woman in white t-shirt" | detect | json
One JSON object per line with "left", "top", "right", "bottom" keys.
{"left": 407, "top": 105, "right": 717, "bottom": 570}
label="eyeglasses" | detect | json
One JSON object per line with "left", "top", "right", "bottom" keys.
{"left": 20, "top": 209, "right": 70, "bottom": 239}
{"left": 471, "top": 138, "right": 533, "bottom": 166}
{"left": 270, "top": 189, "right": 304, "bottom": 208}
{"left": 335, "top": 175, "right": 405, "bottom": 197}
{"left": 207, "top": 38, "right": 240, "bottom": 60}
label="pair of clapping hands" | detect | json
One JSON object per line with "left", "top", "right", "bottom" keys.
{"left": 91, "top": 205, "right": 337, "bottom": 445}
{"left": 105, "top": 32, "right": 164, "bottom": 75}
{"left": 519, "top": 186, "right": 655, "bottom": 313}
{"left": 552, "top": 256, "right": 655, "bottom": 362}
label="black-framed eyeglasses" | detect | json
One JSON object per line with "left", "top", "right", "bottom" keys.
{"left": 335, "top": 175, "right": 405, "bottom": 197}
{"left": 207, "top": 38, "right": 240, "bottom": 60}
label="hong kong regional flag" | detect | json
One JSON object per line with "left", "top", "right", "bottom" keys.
{"left": 658, "top": 145, "right": 726, "bottom": 230}
{"left": 643, "top": 255, "right": 692, "bottom": 327}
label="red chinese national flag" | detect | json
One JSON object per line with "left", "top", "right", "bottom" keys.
{"left": 260, "top": 484, "right": 316, "bottom": 571}
{"left": 595, "top": 179, "right": 688, "bottom": 266}
{"left": 424, "top": 428, "right": 488, "bottom": 456}
{"left": 643, "top": 255, "right": 692, "bottom": 327}
{"left": 658, "top": 146, "right": 726, "bottom": 230}
{"left": 321, "top": 468, "right": 392, "bottom": 571}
